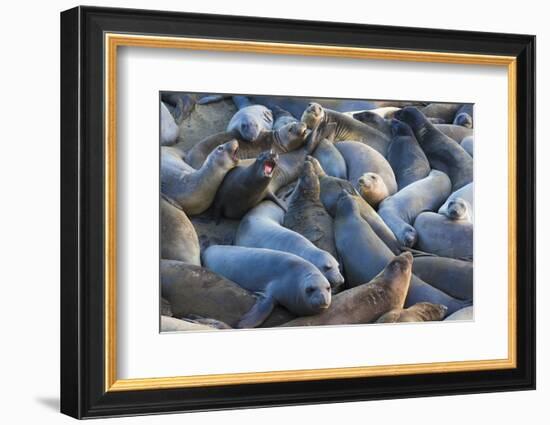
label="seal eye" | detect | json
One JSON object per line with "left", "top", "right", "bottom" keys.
{"left": 216, "top": 145, "right": 224, "bottom": 152}
{"left": 306, "top": 287, "right": 315, "bottom": 295}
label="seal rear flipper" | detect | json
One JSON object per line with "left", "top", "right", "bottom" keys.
{"left": 236, "top": 295, "right": 276, "bottom": 329}
{"left": 265, "top": 192, "right": 287, "bottom": 212}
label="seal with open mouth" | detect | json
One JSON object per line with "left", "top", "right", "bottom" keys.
{"left": 161, "top": 139, "right": 240, "bottom": 216}
{"left": 212, "top": 150, "right": 286, "bottom": 220}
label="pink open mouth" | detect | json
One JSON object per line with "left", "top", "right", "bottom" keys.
{"left": 263, "top": 160, "right": 275, "bottom": 177}
{"left": 231, "top": 147, "right": 239, "bottom": 161}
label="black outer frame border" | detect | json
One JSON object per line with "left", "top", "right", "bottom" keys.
{"left": 60, "top": 5, "right": 536, "bottom": 419}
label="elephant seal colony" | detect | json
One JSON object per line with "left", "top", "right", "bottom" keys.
{"left": 158, "top": 93, "right": 475, "bottom": 332}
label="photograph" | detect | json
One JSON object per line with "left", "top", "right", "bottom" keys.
{"left": 159, "top": 93, "right": 474, "bottom": 331}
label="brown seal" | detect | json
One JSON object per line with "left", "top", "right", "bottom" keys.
{"left": 281, "top": 252, "right": 413, "bottom": 327}
{"left": 376, "top": 302, "right": 447, "bottom": 323}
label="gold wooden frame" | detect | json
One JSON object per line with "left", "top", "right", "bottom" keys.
{"left": 104, "top": 33, "right": 517, "bottom": 392}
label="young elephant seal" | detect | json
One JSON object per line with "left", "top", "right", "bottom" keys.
{"left": 282, "top": 252, "right": 413, "bottom": 327}
{"left": 335, "top": 141, "right": 397, "bottom": 207}
{"left": 160, "top": 195, "right": 200, "bottom": 265}
{"left": 161, "top": 139, "right": 239, "bottom": 215}
{"left": 236, "top": 201, "right": 344, "bottom": 289}
{"left": 283, "top": 160, "right": 338, "bottom": 259}
{"left": 461, "top": 135, "right": 474, "bottom": 157}
{"left": 395, "top": 107, "right": 473, "bottom": 191}
{"left": 414, "top": 212, "right": 473, "bottom": 260}
{"left": 387, "top": 119, "right": 431, "bottom": 190}
{"left": 376, "top": 302, "right": 447, "bottom": 323}
{"left": 434, "top": 124, "right": 473, "bottom": 143}
{"left": 438, "top": 182, "right": 474, "bottom": 222}
{"left": 301, "top": 102, "right": 391, "bottom": 155}
{"left": 334, "top": 192, "right": 466, "bottom": 315}
{"left": 203, "top": 245, "right": 332, "bottom": 328}
{"left": 378, "top": 170, "right": 452, "bottom": 247}
{"left": 227, "top": 104, "right": 273, "bottom": 142}
{"left": 308, "top": 157, "right": 401, "bottom": 254}
{"left": 213, "top": 150, "right": 286, "bottom": 220}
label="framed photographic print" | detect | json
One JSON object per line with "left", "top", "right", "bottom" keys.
{"left": 60, "top": 6, "right": 536, "bottom": 419}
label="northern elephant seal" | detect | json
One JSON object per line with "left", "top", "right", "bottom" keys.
{"left": 376, "top": 302, "right": 447, "bottom": 323}
{"left": 395, "top": 107, "right": 473, "bottom": 191}
{"left": 161, "top": 139, "right": 239, "bottom": 215}
{"left": 334, "top": 192, "right": 466, "bottom": 314}
{"left": 236, "top": 201, "right": 344, "bottom": 289}
{"left": 283, "top": 160, "right": 338, "bottom": 259}
{"left": 212, "top": 150, "right": 286, "bottom": 220}
{"left": 203, "top": 245, "right": 332, "bottom": 328}
{"left": 335, "top": 141, "right": 397, "bottom": 207}
{"left": 453, "top": 104, "right": 474, "bottom": 128}
{"left": 308, "top": 157, "right": 401, "bottom": 254}
{"left": 160, "top": 195, "right": 200, "bottom": 265}
{"left": 421, "top": 103, "right": 461, "bottom": 123}
{"left": 350, "top": 110, "right": 392, "bottom": 139}
{"left": 160, "top": 102, "right": 179, "bottom": 146}
{"left": 161, "top": 260, "right": 294, "bottom": 327}
{"left": 227, "top": 104, "right": 273, "bottom": 142}
{"left": 378, "top": 170, "right": 452, "bottom": 247}
{"left": 387, "top": 119, "right": 431, "bottom": 190}
{"left": 312, "top": 138, "right": 347, "bottom": 179}
{"left": 414, "top": 212, "right": 473, "bottom": 260}
{"left": 412, "top": 255, "right": 473, "bottom": 300}
{"left": 438, "top": 182, "right": 474, "bottom": 222}
{"left": 434, "top": 124, "right": 473, "bottom": 143}
{"left": 281, "top": 252, "right": 413, "bottom": 327}
{"left": 301, "top": 102, "right": 391, "bottom": 155}
{"left": 461, "top": 135, "right": 474, "bottom": 157}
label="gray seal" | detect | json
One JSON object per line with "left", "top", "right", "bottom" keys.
{"left": 160, "top": 195, "right": 200, "bottom": 265}
{"left": 377, "top": 170, "right": 452, "bottom": 247}
{"left": 376, "top": 302, "right": 447, "bottom": 323}
{"left": 185, "top": 121, "right": 308, "bottom": 169}
{"left": 161, "top": 260, "right": 294, "bottom": 328}
{"left": 434, "top": 124, "right": 473, "bottom": 143}
{"left": 308, "top": 156, "right": 401, "bottom": 254}
{"left": 333, "top": 192, "right": 467, "bottom": 315}
{"left": 212, "top": 150, "right": 286, "bottom": 220}
{"left": 395, "top": 107, "right": 473, "bottom": 191}
{"left": 236, "top": 201, "right": 344, "bottom": 289}
{"left": 412, "top": 255, "right": 473, "bottom": 301}
{"left": 283, "top": 160, "right": 338, "bottom": 260}
{"left": 161, "top": 139, "right": 239, "bottom": 215}
{"left": 414, "top": 212, "right": 473, "bottom": 260}
{"left": 335, "top": 141, "right": 397, "bottom": 207}
{"left": 301, "top": 102, "right": 391, "bottom": 155}
{"left": 438, "top": 182, "right": 474, "bottom": 222}
{"left": 281, "top": 252, "right": 413, "bottom": 327}
{"left": 227, "top": 104, "right": 273, "bottom": 142}
{"left": 203, "top": 245, "right": 332, "bottom": 328}
{"left": 387, "top": 119, "right": 431, "bottom": 190}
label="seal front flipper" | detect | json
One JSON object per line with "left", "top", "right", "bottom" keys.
{"left": 265, "top": 191, "right": 287, "bottom": 212}
{"left": 236, "top": 294, "right": 276, "bottom": 328}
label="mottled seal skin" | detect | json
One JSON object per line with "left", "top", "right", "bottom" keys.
{"left": 395, "top": 107, "right": 473, "bottom": 191}
{"left": 434, "top": 124, "right": 473, "bottom": 143}
{"left": 160, "top": 260, "right": 294, "bottom": 328}
{"left": 301, "top": 102, "right": 391, "bottom": 155}
{"left": 335, "top": 141, "right": 397, "bottom": 207}
{"left": 236, "top": 201, "right": 344, "bottom": 289}
{"left": 283, "top": 160, "right": 338, "bottom": 260}
{"left": 376, "top": 302, "right": 447, "bottom": 323}
{"left": 160, "top": 102, "right": 179, "bottom": 146}
{"left": 334, "top": 192, "right": 466, "bottom": 314}
{"left": 444, "top": 306, "right": 474, "bottom": 321}
{"left": 203, "top": 245, "right": 332, "bottom": 328}
{"left": 414, "top": 212, "right": 473, "bottom": 260}
{"left": 378, "top": 170, "right": 452, "bottom": 247}
{"left": 227, "top": 104, "right": 273, "bottom": 142}
{"left": 308, "top": 157, "right": 401, "bottom": 254}
{"left": 412, "top": 256, "right": 473, "bottom": 301}
{"left": 185, "top": 121, "right": 308, "bottom": 168}
{"left": 461, "top": 135, "right": 474, "bottom": 157}
{"left": 438, "top": 182, "right": 474, "bottom": 222}
{"left": 387, "top": 119, "right": 431, "bottom": 190}
{"left": 213, "top": 150, "right": 286, "bottom": 220}
{"left": 161, "top": 139, "right": 239, "bottom": 216}
{"left": 312, "top": 138, "right": 347, "bottom": 179}
{"left": 160, "top": 195, "right": 201, "bottom": 265}
{"left": 421, "top": 103, "right": 462, "bottom": 123}
{"left": 282, "top": 252, "right": 413, "bottom": 327}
